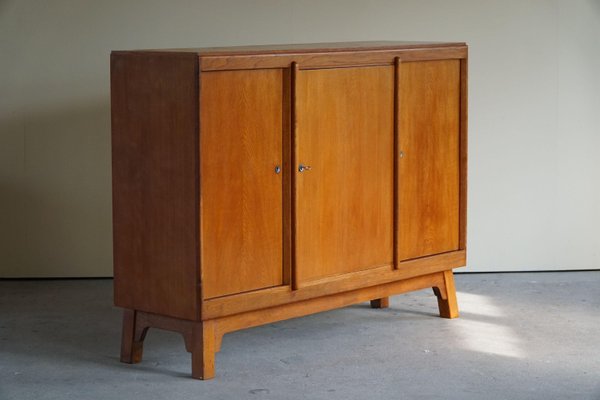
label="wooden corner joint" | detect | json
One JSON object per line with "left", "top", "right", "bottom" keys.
{"left": 119, "top": 309, "right": 220, "bottom": 380}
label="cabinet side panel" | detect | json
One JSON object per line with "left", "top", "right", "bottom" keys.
{"left": 398, "top": 60, "right": 460, "bottom": 260}
{"left": 111, "top": 53, "right": 198, "bottom": 320}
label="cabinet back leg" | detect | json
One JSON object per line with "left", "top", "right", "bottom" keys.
{"left": 370, "top": 297, "right": 390, "bottom": 308}
{"left": 432, "top": 270, "right": 459, "bottom": 319}
{"left": 120, "top": 309, "right": 146, "bottom": 363}
{"left": 191, "top": 321, "right": 216, "bottom": 380}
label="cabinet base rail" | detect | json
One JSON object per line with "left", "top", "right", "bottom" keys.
{"left": 120, "top": 269, "right": 459, "bottom": 380}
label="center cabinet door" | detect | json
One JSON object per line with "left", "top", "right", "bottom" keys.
{"left": 295, "top": 66, "right": 395, "bottom": 284}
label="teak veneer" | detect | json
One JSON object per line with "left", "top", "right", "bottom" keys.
{"left": 111, "top": 41, "right": 468, "bottom": 380}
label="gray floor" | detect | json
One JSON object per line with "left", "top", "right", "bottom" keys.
{"left": 1, "top": 272, "right": 599, "bottom": 400}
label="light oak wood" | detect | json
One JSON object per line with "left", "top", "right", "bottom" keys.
{"left": 199, "top": 47, "right": 468, "bottom": 71}
{"left": 113, "top": 41, "right": 466, "bottom": 71}
{"left": 459, "top": 57, "right": 469, "bottom": 250}
{"left": 290, "top": 62, "right": 300, "bottom": 290}
{"left": 119, "top": 310, "right": 217, "bottom": 380}
{"left": 192, "top": 321, "right": 216, "bottom": 380}
{"left": 393, "top": 57, "right": 401, "bottom": 269}
{"left": 295, "top": 66, "right": 394, "bottom": 283}
{"left": 398, "top": 60, "right": 461, "bottom": 260}
{"left": 118, "top": 269, "right": 456, "bottom": 379}
{"left": 112, "top": 42, "right": 468, "bottom": 380}
{"left": 203, "top": 250, "right": 465, "bottom": 319}
{"left": 370, "top": 297, "right": 390, "bottom": 309}
{"left": 210, "top": 270, "right": 451, "bottom": 352}
{"left": 433, "top": 270, "right": 459, "bottom": 318}
{"left": 200, "top": 69, "right": 284, "bottom": 299}
{"left": 136, "top": 41, "right": 466, "bottom": 56}
{"left": 282, "top": 68, "right": 293, "bottom": 286}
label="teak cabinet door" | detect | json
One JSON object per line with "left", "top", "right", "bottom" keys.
{"left": 295, "top": 66, "right": 395, "bottom": 284}
{"left": 200, "top": 69, "right": 284, "bottom": 299}
{"left": 398, "top": 60, "right": 461, "bottom": 260}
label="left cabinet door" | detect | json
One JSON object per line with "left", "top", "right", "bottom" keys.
{"left": 200, "top": 69, "right": 285, "bottom": 299}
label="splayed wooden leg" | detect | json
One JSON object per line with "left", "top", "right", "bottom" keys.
{"left": 432, "top": 270, "right": 459, "bottom": 319}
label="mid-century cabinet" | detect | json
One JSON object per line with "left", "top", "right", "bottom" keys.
{"left": 111, "top": 41, "right": 468, "bottom": 380}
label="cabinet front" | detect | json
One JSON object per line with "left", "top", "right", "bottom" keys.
{"left": 200, "top": 69, "right": 285, "bottom": 299}
{"left": 295, "top": 66, "right": 395, "bottom": 284}
{"left": 199, "top": 57, "right": 463, "bottom": 301}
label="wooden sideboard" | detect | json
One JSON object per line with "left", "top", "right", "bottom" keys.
{"left": 111, "top": 41, "right": 468, "bottom": 380}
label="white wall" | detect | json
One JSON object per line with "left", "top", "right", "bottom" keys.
{"left": 1, "top": 0, "right": 599, "bottom": 277}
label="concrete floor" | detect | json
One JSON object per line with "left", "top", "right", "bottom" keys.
{"left": 1, "top": 272, "right": 599, "bottom": 400}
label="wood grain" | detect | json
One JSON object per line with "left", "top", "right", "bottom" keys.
{"left": 282, "top": 67, "right": 293, "bottom": 286}
{"left": 118, "top": 309, "right": 217, "bottom": 379}
{"left": 433, "top": 270, "right": 459, "bottom": 318}
{"left": 398, "top": 60, "right": 461, "bottom": 260}
{"left": 295, "top": 66, "right": 395, "bottom": 283}
{"left": 192, "top": 320, "right": 216, "bottom": 380}
{"left": 291, "top": 62, "right": 300, "bottom": 290}
{"left": 111, "top": 52, "right": 199, "bottom": 320}
{"left": 204, "top": 250, "right": 466, "bottom": 319}
{"left": 213, "top": 271, "right": 446, "bottom": 346}
{"left": 113, "top": 43, "right": 468, "bottom": 380}
{"left": 393, "top": 57, "right": 401, "bottom": 269}
{"left": 200, "top": 69, "right": 284, "bottom": 299}
{"left": 459, "top": 57, "right": 469, "bottom": 250}
{"left": 115, "top": 41, "right": 466, "bottom": 56}
{"left": 118, "top": 267, "right": 456, "bottom": 380}
{"left": 200, "top": 47, "right": 467, "bottom": 71}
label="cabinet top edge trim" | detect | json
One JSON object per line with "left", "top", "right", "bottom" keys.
{"left": 197, "top": 47, "right": 468, "bottom": 71}
{"left": 111, "top": 41, "right": 467, "bottom": 56}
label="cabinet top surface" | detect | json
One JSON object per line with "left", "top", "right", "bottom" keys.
{"left": 112, "top": 41, "right": 467, "bottom": 56}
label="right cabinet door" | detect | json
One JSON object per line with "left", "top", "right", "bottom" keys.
{"left": 398, "top": 59, "right": 461, "bottom": 261}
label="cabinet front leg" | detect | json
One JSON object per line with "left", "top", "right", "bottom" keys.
{"left": 370, "top": 297, "right": 390, "bottom": 309}
{"left": 432, "top": 270, "right": 459, "bottom": 319}
{"left": 191, "top": 320, "right": 216, "bottom": 380}
{"left": 120, "top": 309, "right": 146, "bottom": 363}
